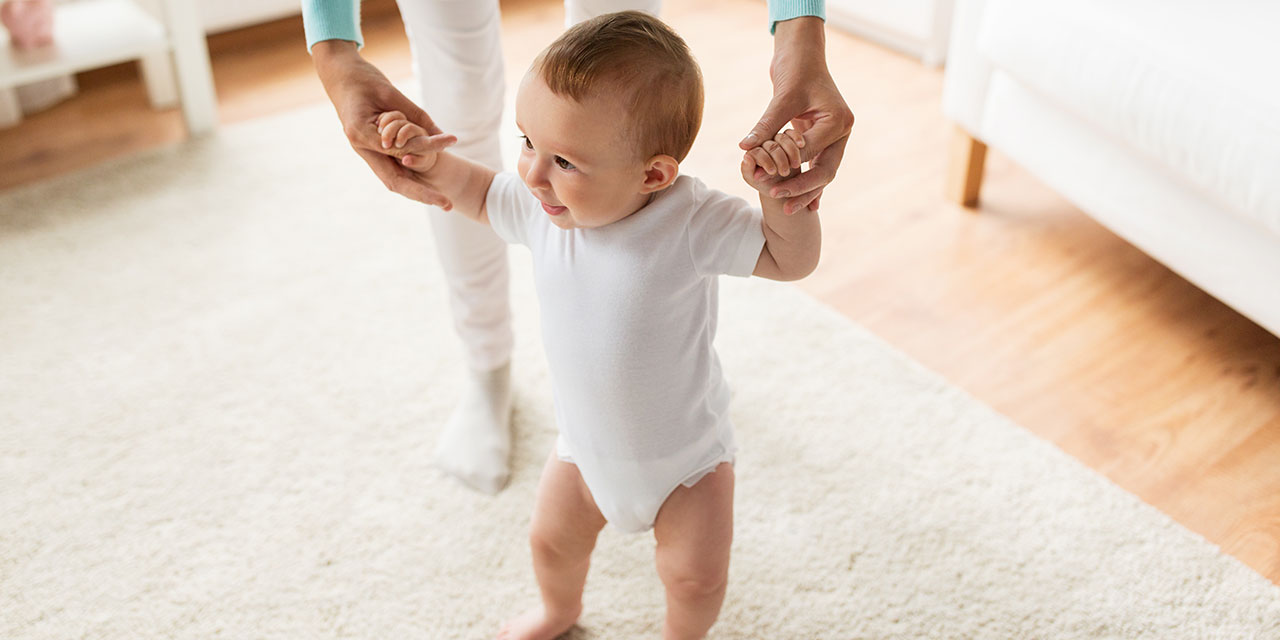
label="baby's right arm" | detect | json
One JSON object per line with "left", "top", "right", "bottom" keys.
{"left": 376, "top": 111, "right": 496, "bottom": 225}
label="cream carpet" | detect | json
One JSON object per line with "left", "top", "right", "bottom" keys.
{"left": 1, "top": 105, "right": 1278, "bottom": 640}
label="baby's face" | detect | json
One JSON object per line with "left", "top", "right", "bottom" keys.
{"left": 515, "top": 72, "right": 654, "bottom": 230}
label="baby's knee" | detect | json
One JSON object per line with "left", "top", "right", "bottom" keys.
{"left": 528, "top": 528, "right": 563, "bottom": 560}
{"left": 659, "top": 565, "right": 728, "bottom": 601}
{"left": 529, "top": 523, "right": 596, "bottom": 562}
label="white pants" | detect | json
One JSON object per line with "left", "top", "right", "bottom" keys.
{"left": 395, "top": 0, "right": 662, "bottom": 370}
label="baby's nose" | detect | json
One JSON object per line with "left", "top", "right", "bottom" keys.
{"left": 525, "top": 166, "right": 552, "bottom": 190}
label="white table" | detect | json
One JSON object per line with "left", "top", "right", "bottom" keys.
{"left": 0, "top": 0, "right": 216, "bottom": 134}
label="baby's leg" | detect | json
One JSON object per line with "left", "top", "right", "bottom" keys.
{"left": 498, "top": 450, "right": 607, "bottom": 640}
{"left": 652, "top": 463, "right": 735, "bottom": 640}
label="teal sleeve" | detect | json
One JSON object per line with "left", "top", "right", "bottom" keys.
{"left": 768, "top": 0, "right": 826, "bottom": 34}
{"left": 301, "top": 0, "right": 363, "bottom": 52}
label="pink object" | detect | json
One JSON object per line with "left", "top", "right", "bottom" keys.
{"left": 1, "top": 0, "right": 56, "bottom": 49}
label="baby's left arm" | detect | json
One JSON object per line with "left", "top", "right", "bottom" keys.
{"left": 741, "top": 130, "right": 822, "bottom": 281}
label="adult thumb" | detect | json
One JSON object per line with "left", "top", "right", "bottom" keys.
{"left": 739, "top": 95, "right": 792, "bottom": 150}
{"left": 403, "top": 101, "right": 443, "bottom": 137}
{"left": 382, "top": 85, "right": 443, "bottom": 137}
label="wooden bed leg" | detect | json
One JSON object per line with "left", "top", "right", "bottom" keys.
{"left": 946, "top": 125, "right": 987, "bottom": 208}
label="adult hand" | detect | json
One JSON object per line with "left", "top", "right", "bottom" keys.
{"left": 739, "top": 17, "right": 853, "bottom": 214}
{"left": 312, "top": 40, "right": 459, "bottom": 208}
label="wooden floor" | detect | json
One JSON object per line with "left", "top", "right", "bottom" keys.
{"left": 3, "top": 0, "right": 1278, "bottom": 585}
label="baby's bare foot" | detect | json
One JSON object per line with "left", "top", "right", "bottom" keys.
{"left": 495, "top": 604, "right": 581, "bottom": 640}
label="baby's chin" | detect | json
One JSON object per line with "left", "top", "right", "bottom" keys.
{"left": 548, "top": 215, "right": 579, "bottom": 230}
{"left": 549, "top": 210, "right": 603, "bottom": 230}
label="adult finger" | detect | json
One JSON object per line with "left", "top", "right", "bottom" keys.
{"left": 344, "top": 116, "right": 385, "bottom": 155}
{"left": 382, "top": 87, "right": 443, "bottom": 137}
{"left": 797, "top": 107, "right": 854, "bottom": 165}
{"left": 781, "top": 186, "right": 823, "bottom": 216}
{"left": 784, "top": 183, "right": 825, "bottom": 215}
{"left": 793, "top": 186, "right": 824, "bottom": 213}
{"left": 354, "top": 146, "right": 453, "bottom": 209}
{"left": 799, "top": 187, "right": 823, "bottom": 214}
{"left": 739, "top": 93, "right": 799, "bottom": 150}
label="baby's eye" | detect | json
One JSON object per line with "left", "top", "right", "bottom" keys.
{"left": 520, "top": 135, "right": 533, "bottom": 151}
{"left": 555, "top": 156, "right": 575, "bottom": 170}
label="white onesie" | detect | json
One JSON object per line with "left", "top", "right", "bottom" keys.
{"left": 485, "top": 172, "right": 766, "bottom": 533}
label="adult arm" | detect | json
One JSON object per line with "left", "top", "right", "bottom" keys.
{"left": 302, "top": 0, "right": 459, "bottom": 207}
{"left": 741, "top": 2, "right": 854, "bottom": 215}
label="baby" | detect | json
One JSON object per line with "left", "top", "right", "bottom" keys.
{"left": 377, "top": 11, "right": 820, "bottom": 640}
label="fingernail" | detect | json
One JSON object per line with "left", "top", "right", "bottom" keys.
{"left": 742, "top": 134, "right": 758, "bottom": 145}
{"left": 776, "top": 190, "right": 791, "bottom": 198}
{"left": 382, "top": 140, "right": 390, "bottom": 149}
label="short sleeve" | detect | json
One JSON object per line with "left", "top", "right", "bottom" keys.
{"left": 484, "top": 172, "right": 539, "bottom": 246}
{"left": 686, "top": 182, "right": 766, "bottom": 278}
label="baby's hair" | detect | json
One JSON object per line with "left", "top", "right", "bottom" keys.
{"left": 533, "top": 10, "right": 704, "bottom": 162}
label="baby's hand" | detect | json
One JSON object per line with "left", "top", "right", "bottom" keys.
{"left": 376, "top": 111, "right": 450, "bottom": 173}
{"left": 741, "top": 128, "right": 821, "bottom": 215}
{"left": 741, "top": 128, "right": 804, "bottom": 183}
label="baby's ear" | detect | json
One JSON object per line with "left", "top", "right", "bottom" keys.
{"left": 640, "top": 154, "right": 679, "bottom": 194}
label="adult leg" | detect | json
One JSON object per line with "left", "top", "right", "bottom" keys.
{"left": 396, "top": 0, "right": 514, "bottom": 494}
{"left": 499, "top": 450, "right": 608, "bottom": 640}
{"left": 653, "top": 463, "right": 735, "bottom": 640}
{"left": 564, "top": 0, "right": 663, "bottom": 25}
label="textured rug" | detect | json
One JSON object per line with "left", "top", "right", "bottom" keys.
{"left": 1, "top": 104, "right": 1278, "bottom": 640}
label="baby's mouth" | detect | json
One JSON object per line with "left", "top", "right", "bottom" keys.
{"left": 540, "top": 201, "right": 567, "bottom": 216}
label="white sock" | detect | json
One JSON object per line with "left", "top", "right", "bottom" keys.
{"left": 432, "top": 361, "right": 513, "bottom": 495}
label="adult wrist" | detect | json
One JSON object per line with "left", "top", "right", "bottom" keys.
{"left": 773, "top": 16, "right": 826, "bottom": 61}
{"left": 312, "top": 40, "right": 359, "bottom": 68}
{"left": 311, "top": 39, "right": 361, "bottom": 87}
{"left": 771, "top": 17, "right": 827, "bottom": 86}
